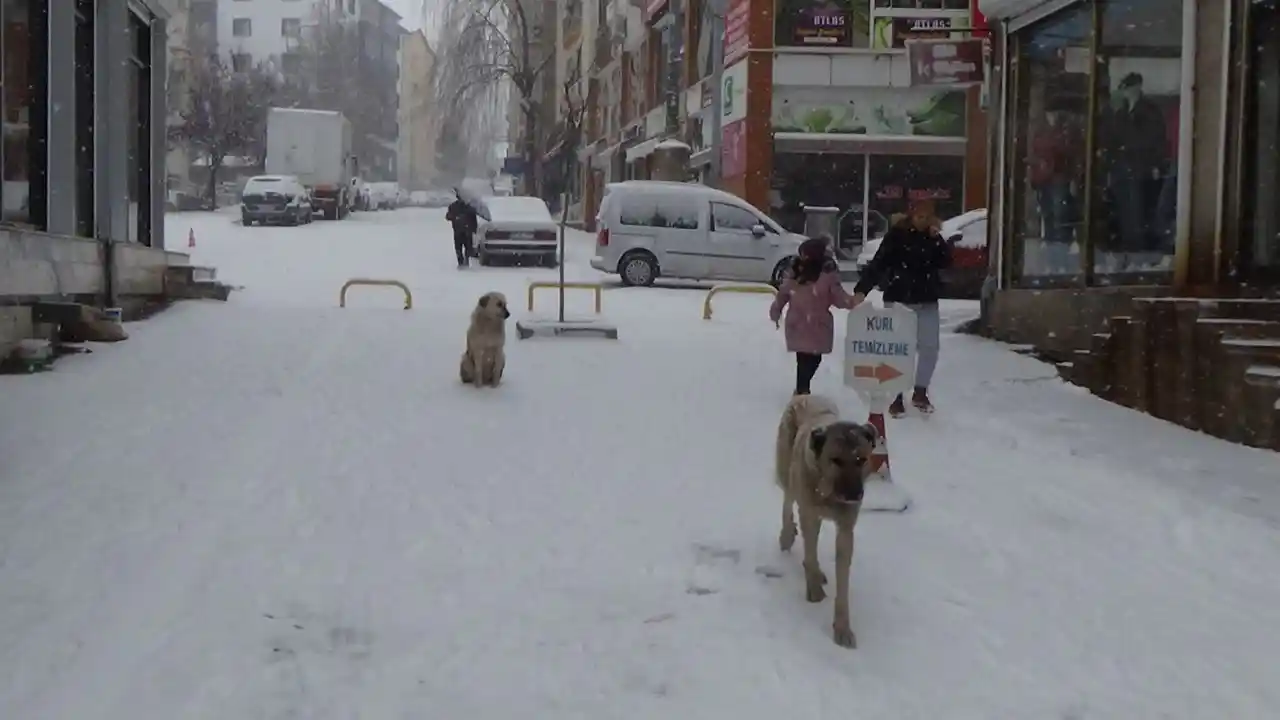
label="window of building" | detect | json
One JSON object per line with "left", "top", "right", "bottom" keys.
{"left": 281, "top": 17, "right": 300, "bottom": 37}
{"left": 1089, "top": 0, "right": 1181, "bottom": 281}
{"left": 1004, "top": 0, "right": 1181, "bottom": 287}
{"left": 771, "top": 152, "right": 868, "bottom": 259}
{"left": 126, "top": 9, "right": 153, "bottom": 245}
{"left": 1243, "top": 0, "right": 1280, "bottom": 278}
{"left": 775, "top": 0, "right": 871, "bottom": 49}
{"left": 75, "top": 0, "right": 94, "bottom": 238}
{"left": 2, "top": 0, "right": 49, "bottom": 229}
{"left": 1008, "top": 4, "right": 1091, "bottom": 282}
{"left": 694, "top": 0, "right": 714, "bottom": 80}
{"left": 868, "top": 154, "right": 964, "bottom": 231}
{"left": 232, "top": 17, "right": 251, "bottom": 37}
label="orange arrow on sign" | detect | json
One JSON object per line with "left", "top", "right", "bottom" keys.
{"left": 853, "top": 363, "right": 903, "bottom": 383}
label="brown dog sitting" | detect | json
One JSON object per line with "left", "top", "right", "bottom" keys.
{"left": 774, "top": 394, "right": 878, "bottom": 648}
{"left": 459, "top": 292, "right": 510, "bottom": 387}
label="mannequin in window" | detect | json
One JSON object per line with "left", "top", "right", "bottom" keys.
{"left": 1028, "top": 108, "right": 1077, "bottom": 273}
{"left": 1102, "top": 72, "right": 1168, "bottom": 264}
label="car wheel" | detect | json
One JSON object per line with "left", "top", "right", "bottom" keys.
{"left": 242, "top": 215, "right": 252, "bottom": 227}
{"left": 619, "top": 251, "right": 658, "bottom": 287}
{"left": 770, "top": 258, "right": 793, "bottom": 288}
{"left": 478, "top": 249, "right": 490, "bottom": 266}
{"left": 542, "top": 253, "right": 558, "bottom": 268}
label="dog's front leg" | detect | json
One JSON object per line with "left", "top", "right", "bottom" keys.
{"left": 779, "top": 489, "right": 797, "bottom": 552}
{"left": 799, "top": 506, "right": 825, "bottom": 603}
{"left": 475, "top": 350, "right": 491, "bottom": 386}
{"left": 490, "top": 353, "right": 505, "bottom": 387}
{"left": 831, "top": 521, "right": 856, "bottom": 648}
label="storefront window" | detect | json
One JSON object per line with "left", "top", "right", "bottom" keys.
{"left": 1243, "top": 0, "right": 1280, "bottom": 276}
{"left": 1090, "top": 0, "right": 1181, "bottom": 280}
{"left": 2, "top": 0, "right": 45, "bottom": 226}
{"left": 127, "top": 9, "right": 153, "bottom": 245}
{"left": 868, "top": 154, "right": 964, "bottom": 228}
{"left": 1010, "top": 4, "right": 1091, "bottom": 281}
{"left": 771, "top": 152, "right": 866, "bottom": 259}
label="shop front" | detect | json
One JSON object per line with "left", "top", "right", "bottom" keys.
{"left": 980, "top": 0, "right": 1280, "bottom": 355}
{"left": 769, "top": 85, "right": 969, "bottom": 261}
{"left": 982, "top": 0, "right": 1280, "bottom": 448}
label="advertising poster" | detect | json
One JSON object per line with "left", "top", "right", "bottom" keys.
{"left": 775, "top": 0, "right": 868, "bottom": 48}
{"left": 721, "top": 119, "right": 748, "bottom": 179}
{"left": 723, "top": 0, "right": 750, "bottom": 65}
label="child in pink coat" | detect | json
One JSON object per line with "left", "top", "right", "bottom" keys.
{"left": 769, "top": 237, "right": 861, "bottom": 395}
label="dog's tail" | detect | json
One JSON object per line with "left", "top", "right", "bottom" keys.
{"left": 775, "top": 396, "right": 807, "bottom": 491}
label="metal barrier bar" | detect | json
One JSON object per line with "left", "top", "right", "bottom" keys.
{"left": 339, "top": 278, "right": 413, "bottom": 309}
{"left": 527, "top": 282, "right": 604, "bottom": 314}
{"left": 702, "top": 284, "right": 777, "bottom": 320}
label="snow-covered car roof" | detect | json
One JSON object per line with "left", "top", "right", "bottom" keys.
{"left": 481, "top": 196, "right": 555, "bottom": 225}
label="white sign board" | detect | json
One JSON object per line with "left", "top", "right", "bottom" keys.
{"left": 843, "top": 304, "right": 918, "bottom": 407}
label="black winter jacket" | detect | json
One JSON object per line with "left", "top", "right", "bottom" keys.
{"left": 852, "top": 222, "right": 952, "bottom": 305}
{"left": 446, "top": 198, "right": 478, "bottom": 235}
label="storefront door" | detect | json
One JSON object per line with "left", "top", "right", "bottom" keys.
{"left": 1244, "top": 0, "right": 1280, "bottom": 283}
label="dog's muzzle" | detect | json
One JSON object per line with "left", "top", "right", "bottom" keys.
{"left": 502, "top": 308, "right": 511, "bottom": 318}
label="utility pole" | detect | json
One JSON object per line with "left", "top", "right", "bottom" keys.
{"left": 706, "top": 0, "right": 726, "bottom": 185}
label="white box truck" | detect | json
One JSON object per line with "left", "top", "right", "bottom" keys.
{"left": 265, "top": 107, "right": 357, "bottom": 220}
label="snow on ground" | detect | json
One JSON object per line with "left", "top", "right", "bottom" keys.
{"left": 1, "top": 207, "right": 1279, "bottom": 718}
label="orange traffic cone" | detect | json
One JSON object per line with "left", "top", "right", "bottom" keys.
{"left": 188, "top": 229, "right": 196, "bottom": 248}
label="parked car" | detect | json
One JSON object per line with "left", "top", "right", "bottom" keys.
{"left": 854, "top": 208, "right": 988, "bottom": 298}
{"left": 475, "top": 195, "right": 559, "bottom": 267}
{"left": 591, "top": 180, "right": 808, "bottom": 287}
{"left": 240, "top": 175, "right": 314, "bottom": 226}
{"left": 423, "top": 190, "right": 454, "bottom": 208}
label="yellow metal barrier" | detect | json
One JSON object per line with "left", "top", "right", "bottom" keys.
{"left": 339, "top": 278, "right": 413, "bottom": 309}
{"left": 527, "top": 282, "right": 603, "bottom": 314}
{"left": 703, "top": 284, "right": 778, "bottom": 320}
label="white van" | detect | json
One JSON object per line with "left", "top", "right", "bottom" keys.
{"left": 591, "top": 181, "right": 809, "bottom": 286}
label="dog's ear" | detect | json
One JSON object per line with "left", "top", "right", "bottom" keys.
{"left": 851, "top": 423, "right": 878, "bottom": 448}
{"left": 478, "top": 295, "right": 490, "bottom": 309}
{"left": 809, "top": 427, "right": 828, "bottom": 456}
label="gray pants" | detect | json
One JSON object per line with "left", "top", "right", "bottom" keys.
{"left": 886, "top": 301, "right": 941, "bottom": 389}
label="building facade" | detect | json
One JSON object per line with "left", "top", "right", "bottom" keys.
{"left": 2, "top": 0, "right": 170, "bottom": 249}
{"left": 161, "top": 0, "right": 193, "bottom": 196}
{"left": 576, "top": 0, "right": 989, "bottom": 255}
{"left": 2, "top": 0, "right": 180, "bottom": 354}
{"left": 216, "top": 0, "right": 403, "bottom": 179}
{"left": 397, "top": 28, "right": 437, "bottom": 190}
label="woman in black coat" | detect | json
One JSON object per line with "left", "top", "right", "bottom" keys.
{"left": 851, "top": 199, "right": 951, "bottom": 416}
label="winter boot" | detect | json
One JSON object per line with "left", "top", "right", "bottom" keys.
{"left": 911, "top": 386, "right": 934, "bottom": 414}
{"left": 888, "top": 394, "right": 907, "bottom": 418}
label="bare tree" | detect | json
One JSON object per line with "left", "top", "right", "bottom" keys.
{"left": 171, "top": 54, "right": 276, "bottom": 207}
{"left": 433, "top": 0, "right": 555, "bottom": 194}
{"left": 291, "top": 4, "right": 397, "bottom": 177}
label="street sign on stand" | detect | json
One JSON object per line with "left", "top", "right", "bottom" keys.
{"left": 843, "top": 303, "right": 917, "bottom": 512}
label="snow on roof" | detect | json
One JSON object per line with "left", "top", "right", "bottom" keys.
{"left": 483, "top": 195, "right": 554, "bottom": 223}
{"left": 655, "top": 139, "right": 690, "bottom": 150}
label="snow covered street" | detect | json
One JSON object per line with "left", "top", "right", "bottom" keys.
{"left": 3, "top": 207, "right": 1280, "bottom": 718}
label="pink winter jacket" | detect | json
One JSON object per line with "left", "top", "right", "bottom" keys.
{"left": 769, "top": 270, "right": 857, "bottom": 355}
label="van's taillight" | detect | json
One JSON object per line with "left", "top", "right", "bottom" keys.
{"left": 597, "top": 227, "right": 609, "bottom": 247}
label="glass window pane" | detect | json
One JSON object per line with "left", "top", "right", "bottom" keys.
{"left": 1011, "top": 4, "right": 1091, "bottom": 281}
{"left": 1091, "top": 0, "right": 1181, "bottom": 279}
{"left": 1244, "top": 0, "right": 1280, "bottom": 273}
{"left": 868, "top": 154, "right": 964, "bottom": 230}
{"left": 3, "top": 0, "right": 32, "bottom": 224}
{"left": 770, "top": 152, "right": 866, "bottom": 260}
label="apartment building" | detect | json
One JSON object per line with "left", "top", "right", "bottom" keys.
{"left": 217, "top": 0, "right": 403, "bottom": 179}
{"left": 397, "top": 28, "right": 437, "bottom": 190}
{"left": 503, "top": 0, "right": 558, "bottom": 195}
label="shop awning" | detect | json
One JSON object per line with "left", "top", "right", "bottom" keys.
{"left": 624, "top": 136, "right": 664, "bottom": 163}
{"left": 978, "top": 0, "right": 1071, "bottom": 21}
{"left": 772, "top": 133, "right": 967, "bottom": 157}
{"left": 689, "top": 147, "right": 713, "bottom": 167}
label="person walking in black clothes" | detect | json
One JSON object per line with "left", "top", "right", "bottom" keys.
{"left": 852, "top": 198, "right": 950, "bottom": 417}
{"left": 445, "top": 189, "right": 479, "bottom": 268}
